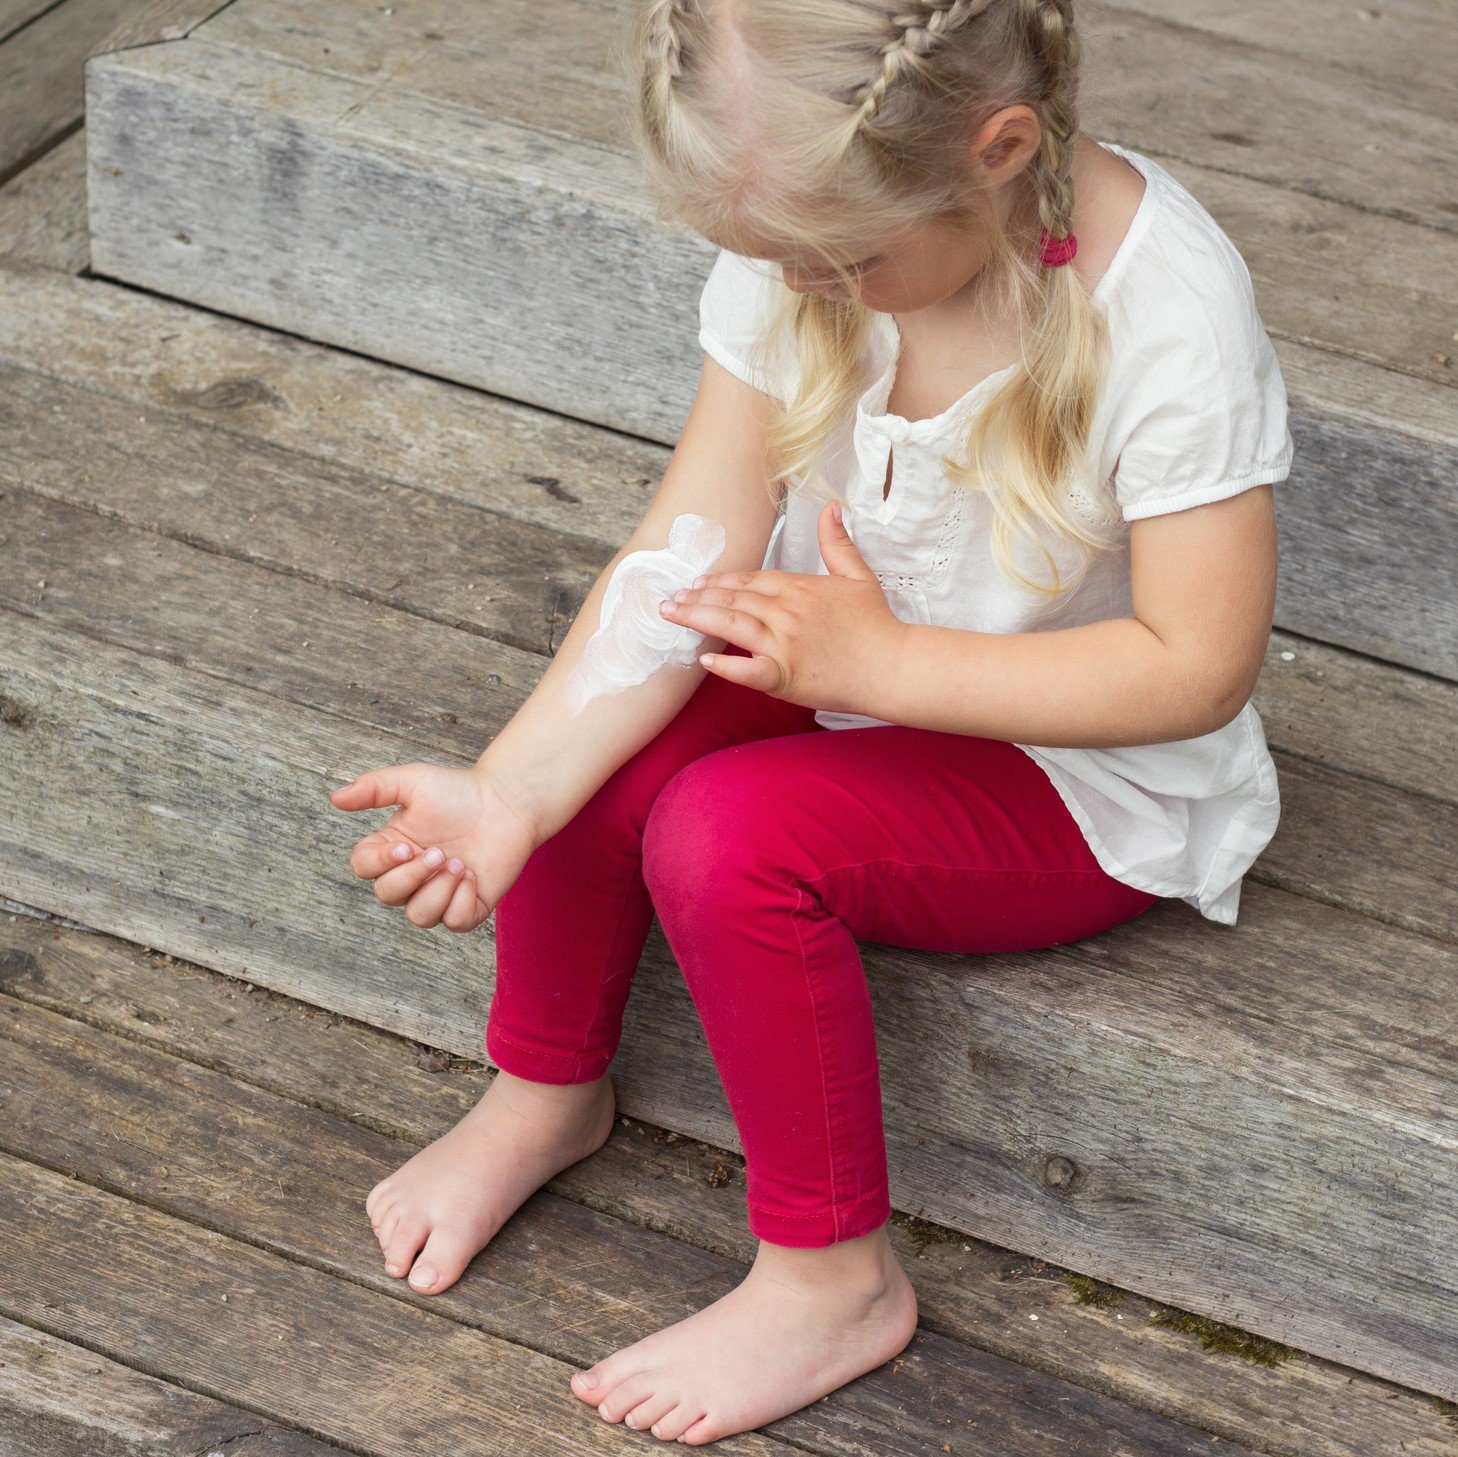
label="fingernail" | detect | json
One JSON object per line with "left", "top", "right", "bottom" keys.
{"left": 423, "top": 847, "right": 444, "bottom": 867}
{"left": 672, "top": 588, "right": 689, "bottom": 602}
{"left": 446, "top": 857, "right": 463, "bottom": 874}
{"left": 692, "top": 575, "right": 706, "bottom": 589}
{"left": 659, "top": 600, "right": 675, "bottom": 614}
{"left": 392, "top": 844, "right": 411, "bottom": 860}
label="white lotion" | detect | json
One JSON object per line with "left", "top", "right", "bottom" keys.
{"left": 564, "top": 512, "right": 727, "bottom": 715}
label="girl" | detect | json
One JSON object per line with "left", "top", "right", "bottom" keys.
{"left": 329, "top": 0, "right": 1291, "bottom": 1444}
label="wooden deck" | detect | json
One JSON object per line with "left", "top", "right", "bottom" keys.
{"left": 3, "top": 0, "right": 1457, "bottom": 1451}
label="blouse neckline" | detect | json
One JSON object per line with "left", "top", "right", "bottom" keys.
{"left": 859, "top": 139, "right": 1163, "bottom": 441}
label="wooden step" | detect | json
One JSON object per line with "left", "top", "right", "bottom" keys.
{"left": 79, "top": 0, "right": 1458, "bottom": 677}
{"left": 2, "top": 259, "right": 1456, "bottom": 1404}
{"left": 6, "top": 912, "right": 1457, "bottom": 1457}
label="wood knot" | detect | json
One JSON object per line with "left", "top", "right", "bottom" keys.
{"left": 0, "top": 693, "right": 30, "bottom": 729}
{"left": 1042, "top": 1155, "right": 1079, "bottom": 1193}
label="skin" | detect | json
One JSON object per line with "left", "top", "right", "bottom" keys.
{"left": 329, "top": 106, "right": 1279, "bottom": 1445}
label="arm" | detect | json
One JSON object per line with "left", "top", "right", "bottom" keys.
{"left": 475, "top": 354, "right": 782, "bottom": 844}
{"left": 864, "top": 484, "right": 1279, "bottom": 745}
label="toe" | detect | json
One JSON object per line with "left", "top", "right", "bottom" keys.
{"left": 627, "top": 1391, "right": 679, "bottom": 1437}
{"left": 647, "top": 1403, "right": 698, "bottom": 1442}
{"left": 406, "top": 1223, "right": 484, "bottom": 1295}
{"left": 677, "top": 1412, "right": 717, "bottom": 1446}
{"left": 596, "top": 1374, "right": 656, "bottom": 1424}
{"left": 365, "top": 1177, "right": 392, "bottom": 1218}
{"left": 570, "top": 1338, "right": 649, "bottom": 1406}
{"left": 382, "top": 1216, "right": 430, "bottom": 1279}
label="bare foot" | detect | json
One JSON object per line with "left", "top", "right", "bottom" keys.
{"left": 568, "top": 1225, "right": 918, "bottom": 1444}
{"left": 365, "top": 1068, "right": 616, "bottom": 1294}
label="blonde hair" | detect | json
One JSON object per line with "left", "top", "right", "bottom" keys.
{"left": 624, "top": 0, "right": 1123, "bottom": 600}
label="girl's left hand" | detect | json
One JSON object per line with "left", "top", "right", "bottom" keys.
{"left": 657, "top": 499, "right": 907, "bottom": 714}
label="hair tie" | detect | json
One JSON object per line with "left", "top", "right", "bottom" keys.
{"left": 1037, "top": 228, "right": 1078, "bottom": 268}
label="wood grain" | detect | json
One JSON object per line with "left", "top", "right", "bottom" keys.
{"left": 1, "top": 608, "right": 1455, "bottom": 1398}
{"left": 5, "top": 912, "right": 1453, "bottom": 1457}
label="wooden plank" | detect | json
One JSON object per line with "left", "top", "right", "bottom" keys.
{"left": 1, "top": 0, "right": 60, "bottom": 41}
{"left": 0, "top": 0, "right": 137, "bottom": 182}
{"left": 6, "top": 913, "right": 1454, "bottom": 1457}
{"left": 0, "top": 360, "right": 611, "bottom": 661}
{"left": 2, "top": 259, "right": 1458, "bottom": 764}
{"left": 0, "top": 609, "right": 1455, "bottom": 1399}
{"left": 1096, "top": 0, "right": 1458, "bottom": 109}
{"left": 75, "top": 49, "right": 1458, "bottom": 673}
{"left": 81, "top": 30, "right": 1458, "bottom": 414}
{"left": 0, "top": 1316, "right": 349, "bottom": 1457}
{"left": 0, "top": 993, "right": 1265, "bottom": 1457}
{"left": 2, "top": 394, "right": 1453, "bottom": 940}
{"left": 0, "top": 1155, "right": 793, "bottom": 1456}
{"left": 86, "top": 0, "right": 235, "bottom": 57}
{"left": 195, "top": 0, "right": 1458, "bottom": 235}
{"left": 0, "top": 126, "right": 89, "bottom": 271}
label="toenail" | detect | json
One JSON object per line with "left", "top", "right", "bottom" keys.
{"left": 575, "top": 1371, "right": 597, "bottom": 1389}
{"left": 409, "top": 1265, "right": 437, "bottom": 1287}
{"left": 624, "top": 1413, "right": 636, "bottom": 1428}
{"left": 651, "top": 1425, "right": 660, "bottom": 1437}
{"left": 386, "top": 1263, "right": 401, "bottom": 1276}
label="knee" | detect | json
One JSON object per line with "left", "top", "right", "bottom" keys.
{"left": 641, "top": 748, "right": 790, "bottom": 918}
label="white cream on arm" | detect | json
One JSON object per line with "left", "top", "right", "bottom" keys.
{"left": 564, "top": 512, "right": 728, "bottom": 715}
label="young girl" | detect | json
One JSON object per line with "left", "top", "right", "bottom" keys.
{"left": 329, "top": 0, "right": 1291, "bottom": 1444}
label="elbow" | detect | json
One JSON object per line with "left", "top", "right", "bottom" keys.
{"left": 1191, "top": 663, "right": 1259, "bottom": 738}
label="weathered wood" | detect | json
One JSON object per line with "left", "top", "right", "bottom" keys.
{"left": 6, "top": 913, "right": 1453, "bottom": 1457}
{"left": 85, "top": 0, "right": 236, "bottom": 57}
{"left": 0, "top": 128, "right": 90, "bottom": 271}
{"left": 0, "top": 0, "right": 136, "bottom": 181}
{"left": 2, "top": 412, "right": 1453, "bottom": 941}
{"left": 0, "top": 1316, "right": 349, "bottom": 1457}
{"left": 81, "top": 12, "right": 1458, "bottom": 433}
{"left": 0, "top": 1155, "right": 792, "bottom": 1456}
{"left": 3, "top": 255, "right": 1455, "bottom": 679}
{"left": 0, "top": 0, "right": 59, "bottom": 41}
{"left": 1096, "top": 0, "right": 1458, "bottom": 108}
{"left": 1, "top": 610, "right": 1456, "bottom": 1399}
{"left": 198, "top": 0, "right": 1458, "bottom": 235}
{"left": 0, "top": 992, "right": 1270, "bottom": 1457}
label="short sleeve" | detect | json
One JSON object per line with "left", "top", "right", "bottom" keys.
{"left": 697, "top": 248, "right": 795, "bottom": 400}
{"left": 1110, "top": 258, "right": 1294, "bottom": 522}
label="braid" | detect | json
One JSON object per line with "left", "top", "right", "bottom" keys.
{"left": 1016, "top": 0, "right": 1081, "bottom": 242}
{"left": 645, "top": 0, "right": 691, "bottom": 83}
{"left": 849, "top": 0, "right": 998, "bottom": 131}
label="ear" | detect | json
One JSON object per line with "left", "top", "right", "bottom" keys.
{"left": 818, "top": 499, "right": 875, "bottom": 580}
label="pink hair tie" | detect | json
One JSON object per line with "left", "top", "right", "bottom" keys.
{"left": 1038, "top": 228, "right": 1078, "bottom": 267}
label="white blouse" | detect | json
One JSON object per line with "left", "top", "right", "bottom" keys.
{"left": 696, "top": 140, "right": 1294, "bottom": 925}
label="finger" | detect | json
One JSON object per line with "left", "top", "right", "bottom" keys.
{"left": 690, "top": 568, "right": 789, "bottom": 595}
{"left": 404, "top": 857, "right": 466, "bottom": 929}
{"left": 699, "top": 650, "right": 784, "bottom": 695}
{"left": 659, "top": 597, "right": 773, "bottom": 652}
{"left": 372, "top": 846, "right": 456, "bottom": 907}
{"left": 442, "top": 869, "right": 485, "bottom": 933}
{"left": 330, "top": 765, "right": 416, "bottom": 812}
{"left": 350, "top": 832, "right": 422, "bottom": 881}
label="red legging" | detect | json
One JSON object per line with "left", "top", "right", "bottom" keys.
{"left": 486, "top": 643, "right": 1159, "bottom": 1247}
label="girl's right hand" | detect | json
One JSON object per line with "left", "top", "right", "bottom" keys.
{"left": 328, "top": 761, "right": 542, "bottom": 933}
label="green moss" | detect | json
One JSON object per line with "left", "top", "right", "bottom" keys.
{"left": 1146, "top": 1304, "right": 1296, "bottom": 1368}
{"left": 891, "top": 1211, "right": 965, "bottom": 1257}
{"left": 1062, "top": 1271, "right": 1124, "bottom": 1308}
